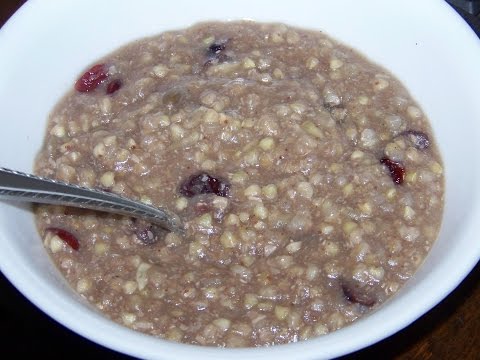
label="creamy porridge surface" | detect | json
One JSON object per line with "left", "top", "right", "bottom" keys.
{"left": 35, "top": 22, "right": 444, "bottom": 347}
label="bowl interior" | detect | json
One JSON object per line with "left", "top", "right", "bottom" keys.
{"left": 1, "top": 0, "right": 480, "bottom": 359}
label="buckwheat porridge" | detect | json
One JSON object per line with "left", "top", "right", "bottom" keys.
{"left": 34, "top": 21, "right": 444, "bottom": 347}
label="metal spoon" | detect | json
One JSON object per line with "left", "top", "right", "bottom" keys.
{"left": 0, "top": 167, "right": 183, "bottom": 233}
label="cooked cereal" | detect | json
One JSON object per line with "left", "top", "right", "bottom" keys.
{"left": 34, "top": 21, "right": 444, "bottom": 347}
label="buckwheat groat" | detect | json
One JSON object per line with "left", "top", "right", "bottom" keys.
{"left": 35, "top": 21, "right": 444, "bottom": 347}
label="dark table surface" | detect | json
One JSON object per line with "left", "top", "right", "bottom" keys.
{"left": 1, "top": 1, "right": 479, "bottom": 359}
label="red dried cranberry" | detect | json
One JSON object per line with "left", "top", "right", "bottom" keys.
{"left": 341, "top": 281, "right": 376, "bottom": 307}
{"left": 106, "top": 79, "right": 122, "bottom": 94}
{"left": 400, "top": 130, "right": 430, "bottom": 150}
{"left": 179, "top": 172, "right": 230, "bottom": 198}
{"left": 380, "top": 157, "right": 405, "bottom": 185}
{"left": 75, "top": 64, "right": 109, "bottom": 92}
{"left": 45, "top": 227, "right": 80, "bottom": 250}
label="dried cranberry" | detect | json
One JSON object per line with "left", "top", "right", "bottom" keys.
{"left": 179, "top": 172, "right": 230, "bottom": 198}
{"left": 45, "top": 227, "right": 80, "bottom": 250}
{"left": 380, "top": 157, "right": 405, "bottom": 185}
{"left": 399, "top": 130, "right": 430, "bottom": 150}
{"left": 106, "top": 79, "right": 122, "bottom": 94}
{"left": 75, "top": 64, "right": 109, "bottom": 92}
{"left": 341, "top": 281, "right": 376, "bottom": 307}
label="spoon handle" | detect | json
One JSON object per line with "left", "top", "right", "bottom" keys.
{"left": 0, "top": 167, "right": 183, "bottom": 233}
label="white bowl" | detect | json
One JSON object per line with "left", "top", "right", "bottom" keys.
{"left": 1, "top": 0, "right": 480, "bottom": 359}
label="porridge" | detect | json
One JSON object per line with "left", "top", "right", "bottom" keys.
{"left": 34, "top": 21, "right": 444, "bottom": 347}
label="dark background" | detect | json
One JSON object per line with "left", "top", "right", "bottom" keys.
{"left": 1, "top": 1, "right": 479, "bottom": 359}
